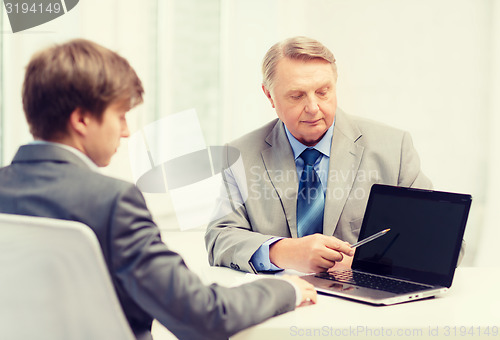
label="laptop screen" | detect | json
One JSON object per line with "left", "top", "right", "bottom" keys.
{"left": 353, "top": 185, "right": 472, "bottom": 287}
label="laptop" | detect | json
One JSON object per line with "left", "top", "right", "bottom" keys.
{"left": 302, "top": 184, "right": 472, "bottom": 305}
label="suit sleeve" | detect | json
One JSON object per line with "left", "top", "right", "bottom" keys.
{"left": 109, "top": 185, "right": 295, "bottom": 340}
{"left": 205, "top": 145, "right": 278, "bottom": 273}
{"left": 398, "top": 131, "right": 433, "bottom": 189}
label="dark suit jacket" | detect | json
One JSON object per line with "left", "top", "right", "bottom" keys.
{"left": 0, "top": 144, "right": 295, "bottom": 340}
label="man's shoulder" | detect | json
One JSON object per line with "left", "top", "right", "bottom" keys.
{"left": 228, "top": 118, "right": 280, "bottom": 149}
{"left": 16, "top": 143, "right": 137, "bottom": 194}
{"left": 338, "top": 111, "right": 407, "bottom": 143}
{"left": 342, "top": 111, "right": 405, "bottom": 133}
{"left": 73, "top": 167, "right": 137, "bottom": 195}
{"left": 59, "top": 168, "right": 147, "bottom": 218}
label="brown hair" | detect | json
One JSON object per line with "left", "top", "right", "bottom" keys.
{"left": 22, "top": 38, "right": 144, "bottom": 140}
{"left": 262, "top": 36, "right": 337, "bottom": 91}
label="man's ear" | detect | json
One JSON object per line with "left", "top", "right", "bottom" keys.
{"left": 262, "top": 84, "right": 275, "bottom": 108}
{"left": 68, "top": 108, "right": 90, "bottom": 136}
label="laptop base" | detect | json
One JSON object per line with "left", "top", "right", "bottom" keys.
{"left": 302, "top": 272, "right": 448, "bottom": 305}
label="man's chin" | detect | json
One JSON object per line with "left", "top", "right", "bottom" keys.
{"left": 94, "top": 158, "right": 111, "bottom": 168}
{"left": 302, "top": 131, "right": 328, "bottom": 146}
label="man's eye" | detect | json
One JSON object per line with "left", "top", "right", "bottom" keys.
{"left": 317, "top": 91, "right": 327, "bottom": 96}
{"left": 291, "top": 94, "right": 303, "bottom": 100}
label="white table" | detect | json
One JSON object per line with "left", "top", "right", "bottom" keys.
{"left": 154, "top": 230, "right": 500, "bottom": 340}
{"left": 233, "top": 267, "right": 500, "bottom": 339}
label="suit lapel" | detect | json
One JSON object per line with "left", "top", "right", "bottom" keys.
{"left": 323, "top": 110, "right": 364, "bottom": 236}
{"left": 262, "top": 120, "right": 299, "bottom": 237}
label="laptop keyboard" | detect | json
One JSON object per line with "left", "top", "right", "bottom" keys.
{"left": 315, "top": 270, "right": 432, "bottom": 294}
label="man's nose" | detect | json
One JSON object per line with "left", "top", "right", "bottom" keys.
{"left": 305, "top": 96, "right": 320, "bottom": 114}
{"left": 122, "top": 123, "right": 130, "bottom": 138}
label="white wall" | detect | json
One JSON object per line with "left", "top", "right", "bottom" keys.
{"left": 475, "top": 0, "right": 500, "bottom": 267}
{"left": 0, "top": 0, "right": 157, "bottom": 176}
{"left": 1, "top": 0, "right": 498, "bottom": 266}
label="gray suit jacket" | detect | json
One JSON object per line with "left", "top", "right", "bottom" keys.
{"left": 205, "top": 110, "right": 434, "bottom": 273}
{"left": 0, "top": 144, "right": 295, "bottom": 340}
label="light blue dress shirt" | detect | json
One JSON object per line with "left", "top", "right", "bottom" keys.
{"left": 250, "top": 121, "right": 335, "bottom": 272}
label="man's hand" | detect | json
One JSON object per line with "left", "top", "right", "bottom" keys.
{"left": 269, "top": 234, "right": 354, "bottom": 273}
{"left": 328, "top": 252, "right": 354, "bottom": 271}
{"left": 281, "top": 275, "right": 317, "bottom": 307}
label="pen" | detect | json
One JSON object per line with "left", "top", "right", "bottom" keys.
{"left": 351, "top": 228, "right": 391, "bottom": 248}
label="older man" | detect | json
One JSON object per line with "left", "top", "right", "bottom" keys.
{"left": 205, "top": 36, "right": 432, "bottom": 274}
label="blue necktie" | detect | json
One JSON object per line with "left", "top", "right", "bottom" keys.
{"left": 297, "top": 148, "right": 324, "bottom": 237}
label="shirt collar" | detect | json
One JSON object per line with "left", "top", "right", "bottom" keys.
{"left": 29, "top": 140, "right": 99, "bottom": 171}
{"left": 284, "top": 120, "right": 335, "bottom": 160}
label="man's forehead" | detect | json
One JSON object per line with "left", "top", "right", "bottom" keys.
{"left": 275, "top": 58, "right": 335, "bottom": 83}
{"left": 277, "top": 73, "right": 335, "bottom": 93}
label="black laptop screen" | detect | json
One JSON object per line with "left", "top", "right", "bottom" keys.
{"left": 353, "top": 185, "right": 471, "bottom": 287}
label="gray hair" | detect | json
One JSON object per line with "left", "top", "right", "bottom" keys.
{"left": 262, "top": 36, "right": 337, "bottom": 91}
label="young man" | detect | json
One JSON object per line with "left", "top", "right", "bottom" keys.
{"left": 0, "top": 39, "right": 316, "bottom": 340}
